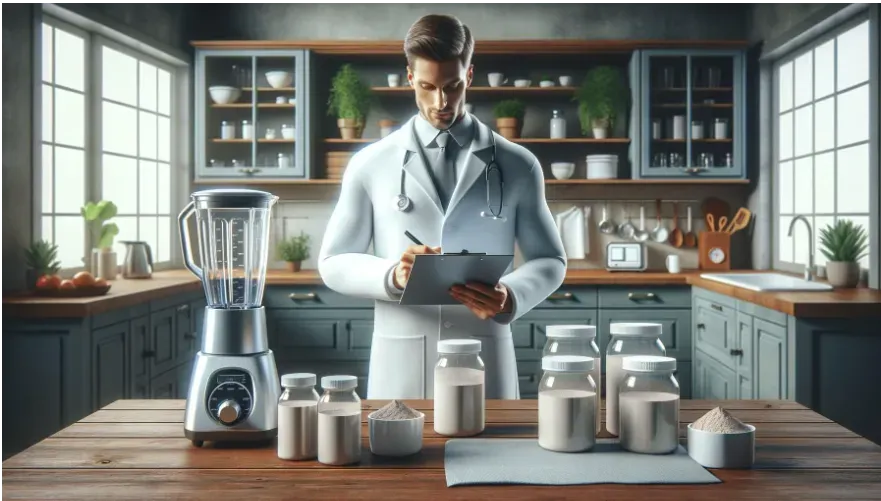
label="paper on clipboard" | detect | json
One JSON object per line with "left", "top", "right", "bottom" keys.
{"left": 398, "top": 253, "right": 514, "bottom": 305}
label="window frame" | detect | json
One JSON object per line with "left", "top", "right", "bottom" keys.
{"left": 771, "top": 12, "right": 875, "bottom": 276}
{"left": 35, "top": 11, "right": 188, "bottom": 274}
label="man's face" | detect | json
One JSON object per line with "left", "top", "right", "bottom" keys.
{"left": 407, "top": 57, "right": 473, "bottom": 130}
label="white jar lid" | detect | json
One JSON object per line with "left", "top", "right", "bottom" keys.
{"left": 610, "top": 322, "right": 663, "bottom": 337}
{"left": 542, "top": 355, "right": 595, "bottom": 372}
{"left": 321, "top": 375, "right": 358, "bottom": 390}
{"left": 545, "top": 324, "right": 596, "bottom": 339}
{"left": 438, "top": 339, "right": 481, "bottom": 354}
{"left": 622, "top": 355, "right": 676, "bottom": 372}
{"left": 282, "top": 373, "right": 316, "bottom": 388}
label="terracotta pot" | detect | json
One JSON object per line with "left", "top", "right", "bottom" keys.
{"left": 286, "top": 261, "right": 302, "bottom": 273}
{"left": 496, "top": 117, "right": 520, "bottom": 139}
{"left": 337, "top": 118, "right": 363, "bottom": 139}
{"left": 825, "top": 261, "right": 860, "bottom": 288}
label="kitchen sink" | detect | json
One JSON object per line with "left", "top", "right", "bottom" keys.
{"left": 699, "top": 273, "right": 834, "bottom": 292}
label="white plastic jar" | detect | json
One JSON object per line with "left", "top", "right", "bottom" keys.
{"left": 618, "top": 355, "right": 680, "bottom": 454}
{"left": 317, "top": 375, "right": 361, "bottom": 465}
{"left": 538, "top": 355, "right": 597, "bottom": 452}
{"left": 605, "top": 323, "right": 666, "bottom": 436}
{"left": 277, "top": 373, "right": 319, "bottom": 460}
{"left": 434, "top": 339, "right": 485, "bottom": 437}
{"left": 543, "top": 324, "right": 601, "bottom": 434}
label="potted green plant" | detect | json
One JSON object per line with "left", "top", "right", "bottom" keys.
{"left": 277, "top": 232, "right": 311, "bottom": 272}
{"left": 81, "top": 200, "right": 120, "bottom": 280}
{"left": 24, "top": 239, "right": 61, "bottom": 290}
{"left": 573, "top": 66, "right": 629, "bottom": 138}
{"left": 819, "top": 219, "right": 868, "bottom": 288}
{"left": 493, "top": 99, "right": 526, "bottom": 139}
{"left": 327, "top": 64, "right": 373, "bottom": 139}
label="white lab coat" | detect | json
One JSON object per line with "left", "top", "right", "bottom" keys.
{"left": 318, "top": 113, "right": 566, "bottom": 400}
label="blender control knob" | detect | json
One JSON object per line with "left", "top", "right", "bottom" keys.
{"left": 217, "top": 399, "right": 241, "bottom": 424}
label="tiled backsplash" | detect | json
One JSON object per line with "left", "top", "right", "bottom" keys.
{"left": 271, "top": 199, "right": 711, "bottom": 272}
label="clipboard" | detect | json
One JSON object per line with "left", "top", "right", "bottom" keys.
{"left": 398, "top": 252, "right": 514, "bottom": 305}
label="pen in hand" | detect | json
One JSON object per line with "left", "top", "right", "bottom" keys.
{"left": 404, "top": 230, "right": 424, "bottom": 246}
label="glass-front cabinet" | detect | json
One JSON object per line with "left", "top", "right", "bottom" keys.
{"left": 637, "top": 50, "right": 746, "bottom": 179}
{"left": 195, "top": 50, "right": 309, "bottom": 180}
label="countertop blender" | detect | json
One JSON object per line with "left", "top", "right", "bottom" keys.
{"left": 178, "top": 188, "right": 281, "bottom": 447}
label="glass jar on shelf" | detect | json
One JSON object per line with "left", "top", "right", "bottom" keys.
{"left": 241, "top": 120, "right": 254, "bottom": 140}
{"left": 221, "top": 121, "right": 235, "bottom": 140}
{"left": 549, "top": 109, "right": 566, "bottom": 139}
{"left": 281, "top": 124, "right": 295, "bottom": 140}
{"left": 714, "top": 118, "right": 729, "bottom": 139}
{"left": 691, "top": 121, "right": 704, "bottom": 140}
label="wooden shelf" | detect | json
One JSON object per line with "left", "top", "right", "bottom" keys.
{"left": 325, "top": 138, "right": 629, "bottom": 145}
{"left": 371, "top": 86, "right": 578, "bottom": 94}
{"left": 655, "top": 87, "right": 733, "bottom": 92}
{"left": 210, "top": 103, "right": 295, "bottom": 109}
{"left": 212, "top": 139, "right": 252, "bottom": 144}
{"left": 654, "top": 103, "right": 733, "bottom": 108}
{"left": 257, "top": 139, "right": 295, "bottom": 143}
{"left": 241, "top": 87, "right": 295, "bottom": 92}
{"left": 258, "top": 103, "right": 295, "bottom": 108}
{"left": 194, "top": 178, "right": 748, "bottom": 186}
{"left": 653, "top": 139, "right": 732, "bottom": 143}
{"left": 211, "top": 103, "right": 251, "bottom": 109}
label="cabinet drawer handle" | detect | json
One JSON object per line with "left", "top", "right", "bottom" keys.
{"left": 628, "top": 292, "right": 657, "bottom": 301}
{"left": 710, "top": 303, "right": 724, "bottom": 312}
{"left": 289, "top": 292, "right": 317, "bottom": 301}
{"left": 697, "top": 323, "right": 706, "bottom": 329}
{"left": 177, "top": 304, "right": 189, "bottom": 312}
{"left": 547, "top": 292, "right": 573, "bottom": 301}
{"left": 730, "top": 349, "right": 743, "bottom": 356}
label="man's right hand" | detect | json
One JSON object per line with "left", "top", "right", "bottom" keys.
{"left": 393, "top": 244, "right": 441, "bottom": 289}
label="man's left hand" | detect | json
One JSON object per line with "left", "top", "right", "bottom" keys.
{"left": 449, "top": 282, "right": 512, "bottom": 320}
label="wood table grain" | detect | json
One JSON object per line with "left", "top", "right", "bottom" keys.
{"left": 4, "top": 399, "right": 881, "bottom": 500}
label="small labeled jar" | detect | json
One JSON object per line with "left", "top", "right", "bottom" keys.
{"left": 714, "top": 118, "right": 728, "bottom": 139}
{"left": 277, "top": 373, "right": 319, "bottom": 460}
{"left": 281, "top": 124, "right": 295, "bottom": 140}
{"left": 434, "top": 339, "right": 485, "bottom": 437}
{"left": 543, "top": 324, "right": 602, "bottom": 433}
{"left": 549, "top": 109, "right": 566, "bottom": 139}
{"left": 605, "top": 323, "right": 666, "bottom": 436}
{"left": 691, "top": 120, "right": 704, "bottom": 140}
{"left": 618, "top": 355, "right": 680, "bottom": 454}
{"left": 317, "top": 375, "right": 361, "bottom": 465}
{"left": 278, "top": 153, "right": 290, "bottom": 169}
{"left": 241, "top": 120, "right": 254, "bottom": 140}
{"left": 221, "top": 121, "right": 235, "bottom": 140}
{"left": 538, "top": 355, "right": 597, "bottom": 452}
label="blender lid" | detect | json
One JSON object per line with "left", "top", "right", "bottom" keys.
{"left": 190, "top": 188, "right": 279, "bottom": 209}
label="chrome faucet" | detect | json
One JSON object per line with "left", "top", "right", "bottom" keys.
{"left": 788, "top": 215, "right": 815, "bottom": 281}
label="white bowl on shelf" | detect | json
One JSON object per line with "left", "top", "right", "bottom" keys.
{"left": 550, "top": 162, "right": 575, "bottom": 180}
{"left": 265, "top": 71, "right": 293, "bottom": 89}
{"left": 514, "top": 79, "right": 531, "bottom": 88}
{"left": 208, "top": 86, "right": 241, "bottom": 104}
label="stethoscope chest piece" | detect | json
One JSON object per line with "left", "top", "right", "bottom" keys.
{"left": 394, "top": 193, "right": 413, "bottom": 212}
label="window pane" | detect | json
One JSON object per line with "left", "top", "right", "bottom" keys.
{"left": 54, "top": 146, "right": 84, "bottom": 214}
{"left": 836, "top": 143, "right": 869, "bottom": 213}
{"left": 139, "top": 111, "right": 157, "bottom": 159}
{"left": 112, "top": 216, "right": 138, "bottom": 258}
{"left": 158, "top": 69, "right": 171, "bottom": 115}
{"left": 54, "top": 28, "right": 85, "bottom": 92}
{"left": 778, "top": 61, "right": 792, "bottom": 112}
{"left": 102, "top": 101, "right": 137, "bottom": 156}
{"left": 813, "top": 216, "right": 836, "bottom": 267}
{"left": 42, "top": 85, "right": 53, "bottom": 142}
{"left": 42, "top": 216, "right": 54, "bottom": 243}
{"left": 794, "top": 157, "right": 813, "bottom": 214}
{"left": 42, "top": 144, "right": 53, "bottom": 213}
{"left": 139, "top": 217, "right": 158, "bottom": 260}
{"left": 102, "top": 154, "right": 138, "bottom": 215}
{"left": 778, "top": 216, "right": 793, "bottom": 263}
{"left": 813, "top": 97, "right": 834, "bottom": 152}
{"left": 836, "top": 84, "right": 869, "bottom": 147}
{"left": 158, "top": 162, "right": 171, "bottom": 214}
{"left": 55, "top": 215, "right": 85, "bottom": 268}
{"left": 158, "top": 116, "right": 170, "bottom": 162}
{"left": 54, "top": 88, "right": 85, "bottom": 148}
{"left": 778, "top": 111, "right": 793, "bottom": 160}
{"left": 139, "top": 161, "right": 158, "bottom": 213}
{"left": 793, "top": 215, "right": 812, "bottom": 269}
{"left": 813, "top": 39, "right": 835, "bottom": 99}
{"left": 102, "top": 46, "right": 137, "bottom": 106}
{"left": 139, "top": 61, "right": 157, "bottom": 112}
{"left": 814, "top": 152, "right": 835, "bottom": 214}
{"left": 794, "top": 105, "right": 812, "bottom": 157}
{"left": 157, "top": 216, "right": 171, "bottom": 262}
{"left": 778, "top": 160, "right": 793, "bottom": 214}
{"left": 793, "top": 52, "right": 812, "bottom": 107}
{"left": 837, "top": 20, "right": 869, "bottom": 90}
{"left": 843, "top": 216, "right": 871, "bottom": 269}
{"left": 42, "top": 24, "right": 53, "bottom": 83}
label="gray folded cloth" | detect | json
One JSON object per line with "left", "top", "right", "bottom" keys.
{"left": 444, "top": 438, "right": 721, "bottom": 486}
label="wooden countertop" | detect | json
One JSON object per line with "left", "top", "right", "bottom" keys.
{"left": 3, "top": 398, "right": 881, "bottom": 500}
{"left": 4, "top": 268, "right": 880, "bottom": 319}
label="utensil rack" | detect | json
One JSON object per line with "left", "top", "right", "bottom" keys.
{"left": 551, "top": 199, "right": 702, "bottom": 219}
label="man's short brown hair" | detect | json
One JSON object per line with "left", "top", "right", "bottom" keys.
{"left": 404, "top": 14, "right": 474, "bottom": 68}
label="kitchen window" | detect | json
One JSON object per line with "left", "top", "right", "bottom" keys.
{"left": 773, "top": 17, "right": 873, "bottom": 274}
{"left": 37, "top": 14, "right": 186, "bottom": 272}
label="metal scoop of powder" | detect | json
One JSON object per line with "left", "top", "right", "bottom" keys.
{"left": 372, "top": 400, "right": 420, "bottom": 420}
{"left": 691, "top": 406, "right": 752, "bottom": 433}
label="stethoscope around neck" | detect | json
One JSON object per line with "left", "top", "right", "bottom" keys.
{"left": 394, "top": 126, "right": 506, "bottom": 221}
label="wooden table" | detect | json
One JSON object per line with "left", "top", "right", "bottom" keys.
{"left": 4, "top": 399, "right": 881, "bottom": 500}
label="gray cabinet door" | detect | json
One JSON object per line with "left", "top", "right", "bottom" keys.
{"left": 91, "top": 322, "right": 130, "bottom": 411}
{"left": 174, "top": 303, "right": 196, "bottom": 365}
{"left": 694, "top": 348, "right": 738, "bottom": 400}
{"left": 149, "top": 307, "right": 178, "bottom": 376}
{"left": 693, "top": 296, "right": 737, "bottom": 369}
{"left": 753, "top": 317, "right": 788, "bottom": 399}
{"left": 150, "top": 368, "right": 178, "bottom": 399}
{"left": 129, "top": 316, "right": 151, "bottom": 398}
{"left": 268, "top": 308, "right": 373, "bottom": 363}
{"left": 599, "top": 308, "right": 692, "bottom": 361}
{"left": 735, "top": 312, "right": 754, "bottom": 399}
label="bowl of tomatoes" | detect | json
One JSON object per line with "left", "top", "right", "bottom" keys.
{"left": 34, "top": 271, "right": 111, "bottom": 297}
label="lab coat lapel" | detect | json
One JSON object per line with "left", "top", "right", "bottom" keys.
{"left": 446, "top": 116, "right": 495, "bottom": 216}
{"left": 396, "top": 117, "right": 444, "bottom": 215}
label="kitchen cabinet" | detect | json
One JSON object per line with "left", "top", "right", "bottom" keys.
{"left": 635, "top": 49, "right": 747, "bottom": 180}
{"left": 194, "top": 49, "right": 310, "bottom": 181}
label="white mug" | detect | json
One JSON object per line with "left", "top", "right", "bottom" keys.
{"left": 387, "top": 74, "right": 400, "bottom": 87}
{"left": 559, "top": 75, "right": 572, "bottom": 86}
{"left": 488, "top": 72, "right": 507, "bottom": 87}
{"left": 666, "top": 255, "right": 681, "bottom": 274}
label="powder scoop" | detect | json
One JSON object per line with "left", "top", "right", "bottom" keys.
{"left": 368, "top": 400, "right": 424, "bottom": 457}
{"left": 687, "top": 407, "right": 755, "bottom": 469}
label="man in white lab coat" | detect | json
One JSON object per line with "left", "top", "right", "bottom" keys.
{"left": 318, "top": 14, "right": 566, "bottom": 400}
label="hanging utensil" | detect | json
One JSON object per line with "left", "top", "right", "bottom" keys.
{"left": 651, "top": 199, "right": 669, "bottom": 242}
{"left": 669, "top": 201, "right": 684, "bottom": 247}
{"left": 618, "top": 203, "right": 636, "bottom": 240}
{"left": 684, "top": 205, "right": 697, "bottom": 247}
{"left": 706, "top": 214, "right": 715, "bottom": 232}
{"left": 725, "top": 207, "right": 752, "bottom": 234}
{"left": 634, "top": 205, "right": 650, "bottom": 241}
{"left": 598, "top": 204, "right": 616, "bottom": 234}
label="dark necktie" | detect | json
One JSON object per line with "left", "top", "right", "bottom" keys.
{"left": 431, "top": 131, "right": 457, "bottom": 211}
